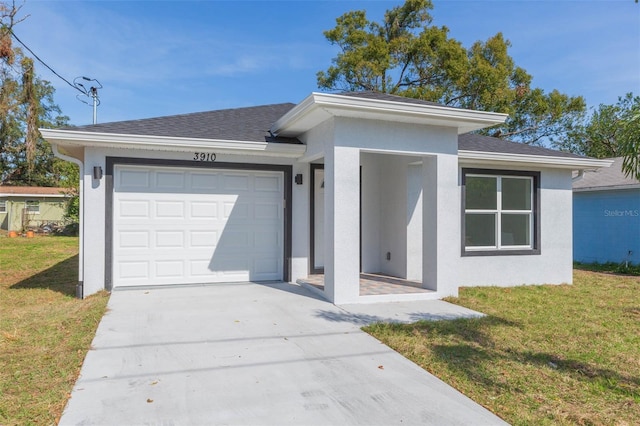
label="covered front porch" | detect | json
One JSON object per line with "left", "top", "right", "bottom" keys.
{"left": 301, "top": 146, "right": 461, "bottom": 304}
{"left": 271, "top": 92, "right": 508, "bottom": 304}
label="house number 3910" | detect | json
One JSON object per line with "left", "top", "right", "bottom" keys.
{"left": 194, "top": 152, "right": 217, "bottom": 162}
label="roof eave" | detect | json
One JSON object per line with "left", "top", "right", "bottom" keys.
{"left": 0, "top": 193, "right": 67, "bottom": 198}
{"left": 458, "top": 150, "right": 614, "bottom": 169}
{"left": 270, "top": 92, "right": 507, "bottom": 137}
{"left": 574, "top": 184, "right": 640, "bottom": 192}
{"left": 40, "top": 129, "right": 306, "bottom": 158}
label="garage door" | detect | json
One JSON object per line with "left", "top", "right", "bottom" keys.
{"left": 112, "top": 165, "right": 284, "bottom": 287}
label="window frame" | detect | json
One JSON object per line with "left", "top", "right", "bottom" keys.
{"left": 0, "top": 200, "right": 6, "bottom": 213}
{"left": 25, "top": 200, "right": 40, "bottom": 214}
{"left": 461, "top": 168, "right": 540, "bottom": 256}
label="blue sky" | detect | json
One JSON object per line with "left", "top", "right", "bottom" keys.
{"left": 12, "top": 0, "right": 640, "bottom": 126}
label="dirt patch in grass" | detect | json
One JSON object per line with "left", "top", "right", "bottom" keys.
{"left": 0, "top": 236, "right": 108, "bottom": 425}
{"left": 365, "top": 271, "right": 640, "bottom": 425}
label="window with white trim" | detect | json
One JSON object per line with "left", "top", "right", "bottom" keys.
{"left": 0, "top": 200, "right": 6, "bottom": 213}
{"left": 462, "top": 169, "right": 539, "bottom": 255}
{"left": 26, "top": 200, "right": 40, "bottom": 214}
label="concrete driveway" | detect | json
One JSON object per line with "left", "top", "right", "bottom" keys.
{"left": 60, "top": 282, "right": 508, "bottom": 425}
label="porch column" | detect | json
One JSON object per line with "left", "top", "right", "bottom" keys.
{"left": 422, "top": 154, "right": 460, "bottom": 296}
{"left": 324, "top": 146, "right": 360, "bottom": 304}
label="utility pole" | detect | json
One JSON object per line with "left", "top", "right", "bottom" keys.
{"left": 74, "top": 76, "right": 102, "bottom": 124}
{"left": 90, "top": 86, "right": 99, "bottom": 124}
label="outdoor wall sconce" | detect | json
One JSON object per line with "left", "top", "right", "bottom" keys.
{"left": 93, "top": 166, "right": 103, "bottom": 180}
{"left": 295, "top": 174, "right": 303, "bottom": 185}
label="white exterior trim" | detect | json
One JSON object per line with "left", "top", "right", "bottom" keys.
{"left": 271, "top": 92, "right": 508, "bottom": 137}
{"left": 459, "top": 150, "right": 613, "bottom": 170}
{"left": 574, "top": 184, "right": 640, "bottom": 192}
{"left": 39, "top": 129, "right": 306, "bottom": 158}
{"left": 0, "top": 192, "right": 67, "bottom": 198}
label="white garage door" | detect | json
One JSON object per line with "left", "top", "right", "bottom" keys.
{"left": 112, "top": 165, "right": 284, "bottom": 288}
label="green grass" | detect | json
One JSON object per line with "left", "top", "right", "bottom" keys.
{"left": 365, "top": 271, "right": 640, "bottom": 425}
{"left": 574, "top": 261, "right": 640, "bottom": 276}
{"left": 0, "top": 236, "right": 108, "bottom": 426}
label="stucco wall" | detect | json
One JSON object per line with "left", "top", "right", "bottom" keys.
{"left": 457, "top": 167, "right": 574, "bottom": 287}
{"left": 573, "top": 189, "right": 640, "bottom": 264}
{"left": 360, "top": 153, "right": 382, "bottom": 274}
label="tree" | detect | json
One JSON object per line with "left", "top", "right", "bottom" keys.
{"left": 1, "top": 1, "right": 71, "bottom": 186}
{"left": 555, "top": 93, "right": 640, "bottom": 179}
{"left": 620, "top": 107, "right": 640, "bottom": 180}
{"left": 317, "top": 0, "right": 586, "bottom": 146}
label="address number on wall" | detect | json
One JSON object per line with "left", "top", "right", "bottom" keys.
{"left": 193, "top": 152, "right": 217, "bottom": 162}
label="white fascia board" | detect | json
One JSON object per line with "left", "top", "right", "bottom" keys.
{"left": 0, "top": 193, "right": 67, "bottom": 198}
{"left": 271, "top": 92, "right": 507, "bottom": 137}
{"left": 458, "top": 150, "right": 614, "bottom": 170}
{"left": 39, "top": 129, "right": 306, "bottom": 158}
{"left": 574, "top": 184, "right": 640, "bottom": 192}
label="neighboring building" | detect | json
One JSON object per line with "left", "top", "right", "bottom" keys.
{"left": 41, "top": 91, "right": 610, "bottom": 302}
{"left": 0, "top": 186, "right": 69, "bottom": 232}
{"left": 573, "top": 157, "right": 640, "bottom": 265}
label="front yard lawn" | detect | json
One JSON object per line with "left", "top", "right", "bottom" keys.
{"left": 366, "top": 270, "right": 640, "bottom": 425}
{"left": 0, "top": 236, "right": 108, "bottom": 425}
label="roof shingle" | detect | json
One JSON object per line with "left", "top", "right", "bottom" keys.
{"left": 458, "top": 133, "right": 586, "bottom": 159}
{"left": 65, "top": 103, "right": 297, "bottom": 143}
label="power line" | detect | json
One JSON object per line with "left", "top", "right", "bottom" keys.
{"left": 10, "top": 30, "right": 84, "bottom": 94}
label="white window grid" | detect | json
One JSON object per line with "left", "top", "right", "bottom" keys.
{"left": 465, "top": 174, "right": 534, "bottom": 251}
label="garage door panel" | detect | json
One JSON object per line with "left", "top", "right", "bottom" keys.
{"left": 119, "top": 170, "right": 150, "bottom": 189}
{"left": 154, "top": 201, "right": 184, "bottom": 219}
{"left": 254, "top": 201, "right": 281, "bottom": 220}
{"left": 254, "top": 257, "right": 281, "bottom": 275}
{"left": 190, "top": 231, "right": 218, "bottom": 248}
{"left": 118, "top": 261, "right": 149, "bottom": 280}
{"left": 255, "top": 174, "right": 281, "bottom": 192}
{"left": 190, "top": 202, "right": 217, "bottom": 219}
{"left": 155, "top": 231, "right": 184, "bottom": 248}
{"left": 155, "top": 171, "right": 185, "bottom": 189}
{"left": 191, "top": 173, "right": 219, "bottom": 190}
{"left": 113, "top": 165, "right": 284, "bottom": 288}
{"left": 217, "top": 229, "right": 250, "bottom": 248}
{"left": 118, "top": 231, "right": 150, "bottom": 248}
{"left": 155, "top": 260, "right": 184, "bottom": 278}
{"left": 224, "top": 200, "right": 247, "bottom": 219}
{"left": 254, "top": 230, "right": 280, "bottom": 249}
{"left": 222, "top": 173, "right": 250, "bottom": 191}
{"left": 118, "top": 200, "right": 150, "bottom": 218}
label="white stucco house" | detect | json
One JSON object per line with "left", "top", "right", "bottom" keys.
{"left": 41, "top": 91, "right": 610, "bottom": 303}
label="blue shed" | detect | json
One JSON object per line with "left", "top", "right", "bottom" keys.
{"left": 573, "top": 157, "right": 640, "bottom": 265}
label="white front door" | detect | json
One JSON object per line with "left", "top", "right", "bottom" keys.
{"left": 112, "top": 165, "right": 284, "bottom": 287}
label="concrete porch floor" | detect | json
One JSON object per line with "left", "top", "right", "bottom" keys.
{"left": 297, "top": 273, "right": 433, "bottom": 296}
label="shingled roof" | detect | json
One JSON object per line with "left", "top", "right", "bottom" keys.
{"left": 458, "top": 133, "right": 586, "bottom": 159}
{"left": 61, "top": 95, "right": 586, "bottom": 160}
{"left": 573, "top": 157, "right": 640, "bottom": 191}
{"left": 0, "top": 186, "right": 68, "bottom": 196}
{"left": 64, "top": 103, "right": 299, "bottom": 144}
